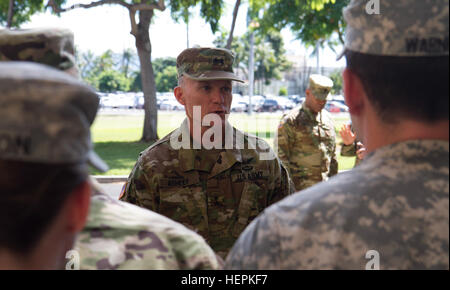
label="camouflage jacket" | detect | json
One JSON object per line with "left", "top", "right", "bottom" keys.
{"left": 341, "top": 142, "right": 362, "bottom": 167}
{"left": 120, "top": 119, "right": 293, "bottom": 258}
{"left": 276, "top": 104, "right": 338, "bottom": 191}
{"left": 226, "top": 140, "right": 449, "bottom": 269}
{"left": 74, "top": 179, "right": 222, "bottom": 270}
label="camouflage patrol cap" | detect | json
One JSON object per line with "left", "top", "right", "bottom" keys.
{"left": 176, "top": 47, "right": 244, "bottom": 83}
{"left": 308, "top": 74, "right": 333, "bottom": 101}
{"left": 0, "top": 28, "right": 79, "bottom": 77}
{"left": 0, "top": 62, "right": 108, "bottom": 172}
{"left": 338, "top": 0, "right": 449, "bottom": 59}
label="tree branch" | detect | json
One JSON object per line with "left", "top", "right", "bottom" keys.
{"left": 7, "top": 0, "right": 14, "bottom": 28}
{"left": 47, "top": 0, "right": 166, "bottom": 14}
{"left": 226, "top": 0, "right": 241, "bottom": 49}
{"left": 47, "top": 0, "right": 130, "bottom": 13}
{"left": 129, "top": 8, "right": 138, "bottom": 36}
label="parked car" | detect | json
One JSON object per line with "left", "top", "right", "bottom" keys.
{"left": 159, "top": 99, "right": 184, "bottom": 111}
{"left": 325, "top": 101, "right": 349, "bottom": 113}
{"left": 274, "top": 97, "right": 296, "bottom": 111}
{"left": 134, "top": 93, "right": 144, "bottom": 109}
{"left": 289, "top": 95, "right": 305, "bottom": 105}
{"left": 231, "top": 101, "right": 248, "bottom": 112}
{"left": 257, "top": 99, "right": 281, "bottom": 112}
{"left": 330, "top": 95, "right": 346, "bottom": 106}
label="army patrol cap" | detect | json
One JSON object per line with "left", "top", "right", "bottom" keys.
{"left": 177, "top": 47, "right": 244, "bottom": 83}
{"left": 0, "top": 62, "right": 108, "bottom": 172}
{"left": 338, "top": 0, "right": 449, "bottom": 60}
{"left": 308, "top": 74, "right": 333, "bottom": 101}
{"left": 0, "top": 28, "right": 79, "bottom": 77}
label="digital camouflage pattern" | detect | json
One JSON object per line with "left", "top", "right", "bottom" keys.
{"left": 226, "top": 140, "right": 449, "bottom": 269}
{"left": 176, "top": 47, "right": 244, "bottom": 82}
{"left": 0, "top": 62, "right": 106, "bottom": 171}
{"left": 227, "top": 0, "right": 449, "bottom": 270}
{"left": 120, "top": 119, "right": 293, "bottom": 258}
{"left": 75, "top": 179, "right": 222, "bottom": 270}
{"left": 0, "top": 28, "right": 78, "bottom": 77}
{"left": 338, "top": 0, "right": 449, "bottom": 59}
{"left": 276, "top": 103, "right": 338, "bottom": 191}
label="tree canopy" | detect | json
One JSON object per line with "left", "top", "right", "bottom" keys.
{"left": 254, "top": 0, "right": 350, "bottom": 50}
{"left": 0, "top": 0, "right": 45, "bottom": 27}
{"left": 215, "top": 28, "right": 291, "bottom": 94}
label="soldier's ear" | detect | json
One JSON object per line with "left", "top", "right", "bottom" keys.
{"left": 64, "top": 180, "right": 91, "bottom": 234}
{"left": 174, "top": 86, "right": 186, "bottom": 105}
{"left": 305, "top": 89, "right": 311, "bottom": 98}
{"left": 343, "top": 68, "right": 365, "bottom": 116}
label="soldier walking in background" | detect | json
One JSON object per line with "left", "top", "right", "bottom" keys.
{"left": 339, "top": 123, "right": 366, "bottom": 167}
{"left": 276, "top": 74, "right": 338, "bottom": 191}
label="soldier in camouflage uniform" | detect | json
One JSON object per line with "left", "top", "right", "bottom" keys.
{"left": 226, "top": 0, "right": 449, "bottom": 270}
{"left": 276, "top": 74, "right": 338, "bottom": 191}
{"left": 0, "top": 28, "right": 221, "bottom": 270}
{"left": 0, "top": 62, "right": 98, "bottom": 269}
{"left": 339, "top": 124, "right": 365, "bottom": 167}
{"left": 120, "top": 47, "right": 293, "bottom": 258}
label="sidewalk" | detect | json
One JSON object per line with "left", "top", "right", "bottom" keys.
{"left": 93, "top": 176, "right": 127, "bottom": 200}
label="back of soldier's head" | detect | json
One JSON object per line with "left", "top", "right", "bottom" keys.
{"left": 0, "top": 28, "right": 79, "bottom": 78}
{"left": 0, "top": 28, "right": 106, "bottom": 261}
{"left": 341, "top": 0, "right": 449, "bottom": 123}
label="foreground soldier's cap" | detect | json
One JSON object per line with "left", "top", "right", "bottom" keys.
{"left": 308, "top": 74, "right": 333, "bottom": 101}
{"left": 176, "top": 47, "right": 244, "bottom": 83}
{"left": 337, "top": 0, "right": 449, "bottom": 60}
{"left": 0, "top": 62, "right": 108, "bottom": 172}
{"left": 0, "top": 27, "right": 108, "bottom": 172}
{"left": 0, "top": 27, "right": 79, "bottom": 78}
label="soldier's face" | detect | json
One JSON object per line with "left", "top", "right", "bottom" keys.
{"left": 175, "top": 76, "right": 233, "bottom": 127}
{"left": 305, "top": 89, "right": 327, "bottom": 113}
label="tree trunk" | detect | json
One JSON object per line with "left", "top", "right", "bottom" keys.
{"left": 7, "top": 0, "right": 14, "bottom": 28}
{"left": 226, "top": 0, "right": 241, "bottom": 49}
{"left": 186, "top": 19, "right": 189, "bottom": 48}
{"left": 135, "top": 10, "right": 158, "bottom": 142}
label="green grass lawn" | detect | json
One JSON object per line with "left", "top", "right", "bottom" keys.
{"left": 91, "top": 112, "right": 356, "bottom": 175}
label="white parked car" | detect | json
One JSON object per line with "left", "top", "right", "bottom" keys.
{"left": 159, "top": 99, "right": 184, "bottom": 111}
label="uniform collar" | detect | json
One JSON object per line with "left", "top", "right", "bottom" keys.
{"left": 177, "top": 119, "right": 243, "bottom": 175}
{"left": 301, "top": 102, "right": 318, "bottom": 120}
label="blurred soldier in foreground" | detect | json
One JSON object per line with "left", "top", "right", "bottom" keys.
{"left": 339, "top": 124, "right": 366, "bottom": 166}
{"left": 227, "top": 0, "right": 449, "bottom": 269}
{"left": 120, "top": 47, "right": 293, "bottom": 258}
{"left": 276, "top": 74, "right": 338, "bottom": 191}
{"left": 0, "top": 62, "right": 94, "bottom": 269}
{"left": 0, "top": 28, "right": 221, "bottom": 270}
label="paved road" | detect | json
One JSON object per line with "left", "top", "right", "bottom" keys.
{"left": 99, "top": 182, "right": 125, "bottom": 200}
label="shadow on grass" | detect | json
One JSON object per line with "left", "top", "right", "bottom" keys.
{"left": 90, "top": 141, "right": 154, "bottom": 175}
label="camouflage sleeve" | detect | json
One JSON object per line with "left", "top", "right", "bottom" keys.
{"left": 76, "top": 193, "right": 223, "bottom": 270}
{"left": 170, "top": 232, "right": 224, "bottom": 270}
{"left": 225, "top": 210, "right": 282, "bottom": 269}
{"left": 267, "top": 154, "right": 294, "bottom": 206}
{"left": 276, "top": 118, "right": 292, "bottom": 175}
{"left": 329, "top": 140, "right": 338, "bottom": 177}
{"left": 341, "top": 143, "right": 357, "bottom": 157}
{"left": 120, "top": 159, "right": 159, "bottom": 212}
